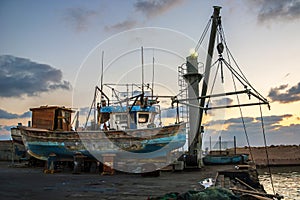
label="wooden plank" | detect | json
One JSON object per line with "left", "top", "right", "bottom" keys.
{"left": 230, "top": 188, "right": 283, "bottom": 199}
{"left": 31, "top": 108, "right": 56, "bottom": 130}
{"left": 235, "top": 177, "right": 258, "bottom": 191}
{"left": 219, "top": 174, "right": 225, "bottom": 187}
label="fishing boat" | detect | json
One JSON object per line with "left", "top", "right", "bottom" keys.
{"left": 18, "top": 106, "right": 81, "bottom": 160}
{"left": 17, "top": 43, "right": 187, "bottom": 173}
{"left": 19, "top": 85, "right": 186, "bottom": 163}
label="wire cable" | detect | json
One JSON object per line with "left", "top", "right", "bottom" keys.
{"left": 231, "top": 70, "right": 255, "bottom": 162}
{"left": 259, "top": 103, "right": 276, "bottom": 195}
{"left": 195, "top": 18, "right": 212, "bottom": 52}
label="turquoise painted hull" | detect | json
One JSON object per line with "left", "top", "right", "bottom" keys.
{"left": 203, "top": 154, "right": 249, "bottom": 165}
{"left": 25, "top": 135, "right": 186, "bottom": 160}
{"left": 19, "top": 122, "right": 187, "bottom": 161}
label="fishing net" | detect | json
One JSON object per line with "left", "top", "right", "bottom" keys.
{"left": 149, "top": 187, "right": 239, "bottom": 200}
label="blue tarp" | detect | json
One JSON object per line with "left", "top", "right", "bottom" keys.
{"left": 100, "top": 105, "right": 156, "bottom": 113}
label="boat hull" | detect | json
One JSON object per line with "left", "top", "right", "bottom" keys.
{"left": 19, "top": 122, "right": 186, "bottom": 161}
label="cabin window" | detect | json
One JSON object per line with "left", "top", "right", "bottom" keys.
{"left": 138, "top": 113, "right": 149, "bottom": 123}
{"left": 115, "top": 114, "right": 127, "bottom": 124}
{"left": 63, "top": 111, "right": 71, "bottom": 124}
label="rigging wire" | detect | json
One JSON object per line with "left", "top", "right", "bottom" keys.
{"left": 206, "top": 60, "right": 221, "bottom": 108}
{"left": 152, "top": 49, "right": 155, "bottom": 98}
{"left": 219, "top": 26, "right": 267, "bottom": 102}
{"left": 214, "top": 22, "right": 255, "bottom": 160}
{"left": 220, "top": 22, "right": 276, "bottom": 195}
{"left": 259, "top": 103, "right": 276, "bottom": 195}
{"left": 222, "top": 59, "right": 249, "bottom": 88}
{"left": 231, "top": 68, "right": 255, "bottom": 162}
{"left": 195, "top": 18, "right": 212, "bottom": 52}
{"left": 218, "top": 22, "right": 256, "bottom": 162}
{"left": 204, "top": 21, "right": 255, "bottom": 163}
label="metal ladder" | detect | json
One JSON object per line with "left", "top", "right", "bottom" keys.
{"left": 178, "top": 64, "right": 189, "bottom": 130}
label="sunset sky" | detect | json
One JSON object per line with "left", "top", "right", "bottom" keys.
{"left": 1, "top": 0, "right": 300, "bottom": 147}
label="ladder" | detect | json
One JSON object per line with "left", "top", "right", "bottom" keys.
{"left": 178, "top": 64, "right": 189, "bottom": 129}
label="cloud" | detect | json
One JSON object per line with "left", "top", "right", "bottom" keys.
{"left": 0, "top": 125, "right": 12, "bottom": 140}
{"left": 255, "top": 114, "right": 292, "bottom": 127}
{"left": 225, "top": 117, "right": 254, "bottom": 124}
{"left": 134, "top": 0, "right": 185, "bottom": 18}
{"left": 0, "top": 109, "right": 31, "bottom": 119}
{"left": 211, "top": 97, "right": 233, "bottom": 106}
{"left": 0, "top": 55, "right": 71, "bottom": 98}
{"left": 161, "top": 108, "right": 177, "bottom": 118}
{"left": 105, "top": 0, "right": 186, "bottom": 32}
{"left": 268, "top": 83, "right": 300, "bottom": 103}
{"left": 204, "top": 116, "right": 254, "bottom": 126}
{"left": 63, "top": 7, "right": 98, "bottom": 32}
{"left": 203, "top": 114, "right": 299, "bottom": 146}
{"left": 208, "top": 114, "right": 291, "bottom": 128}
{"left": 0, "top": 125, "right": 14, "bottom": 131}
{"left": 250, "top": 0, "right": 300, "bottom": 22}
{"left": 79, "top": 107, "right": 90, "bottom": 116}
{"left": 105, "top": 20, "right": 138, "bottom": 32}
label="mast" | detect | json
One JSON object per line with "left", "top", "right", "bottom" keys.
{"left": 141, "top": 46, "right": 144, "bottom": 94}
{"left": 199, "top": 6, "right": 222, "bottom": 126}
{"left": 219, "top": 136, "right": 222, "bottom": 154}
{"left": 126, "top": 84, "right": 130, "bottom": 129}
{"left": 152, "top": 56, "right": 155, "bottom": 99}
{"left": 198, "top": 6, "right": 221, "bottom": 166}
{"left": 185, "top": 6, "right": 222, "bottom": 167}
{"left": 101, "top": 51, "right": 104, "bottom": 91}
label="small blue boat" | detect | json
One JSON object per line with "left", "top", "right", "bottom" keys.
{"left": 203, "top": 153, "right": 249, "bottom": 165}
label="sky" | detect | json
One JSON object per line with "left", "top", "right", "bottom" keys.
{"left": 1, "top": 0, "right": 300, "bottom": 147}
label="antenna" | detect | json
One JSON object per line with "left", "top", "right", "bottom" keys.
{"left": 152, "top": 52, "right": 155, "bottom": 98}
{"left": 141, "top": 46, "right": 144, "bottom": 94}
{"left": 101, "top": 51, "right": 104, "bottom": 91}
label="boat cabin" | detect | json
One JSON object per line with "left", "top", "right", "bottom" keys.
{"left": 99, "top": 105, "right": 158, "bottom": 130}
{"left": 30, "top": 106, "right": 74, "bottom": 131}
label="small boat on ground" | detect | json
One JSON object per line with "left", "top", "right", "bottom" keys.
{"left": 203, "top": 136, "right": 249, "bottom": 165}
{"left": 203, "top": 152, "right": 249, "bottom": 165}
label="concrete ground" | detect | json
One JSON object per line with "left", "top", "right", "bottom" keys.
{"left": 0, "top": 161, "right": 235, "bottom": 200}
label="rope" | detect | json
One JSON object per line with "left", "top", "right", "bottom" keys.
{"left": 259, "top": 103, "right": 276, "bottom": 195}
{"left": 206, "top": 60, "right": 221, "bottom": 108}
{"left": 219, "top": 26, "right": 267, "bottom": 102}
{"left": 218, "top": 22, "right": 275, "bottom": 195}
{"left": 214, "top": 23, "right": 254, "bottom": 161}
{"left": 219, "top": 23, "right": 255, "bottom": 162}
{"left": 195, "top": 18, "right": 212, "bottom": 52}
{"left": 230, "top": 67, "right": 254, "bottom": 162}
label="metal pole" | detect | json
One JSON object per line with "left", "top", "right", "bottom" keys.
{"left": 219, "top": 136, "right": 222, "bottom": 154}
{"left": 199, "top": 5, "right": 221, "bottom": 124}
{"left": 210, "top": 136, "right": 212, "bottom": 152}
{"left": 101, "top": 51, "right": 104, "bottom": 91}
{"left": 11, "top": 141, "right": 15, "bottom": 166}
{"left": 141, "top": 46, "right": 144, "bottom": 94}
{"left": 195, "top": 6, "right": 222, "bottom": 166}
{"left": 234, "top": 136, "right": 237, "bottom": 155}
{"left": 93, "top": 88, "right": 97, "bottom": 130}
{"left": 127, "top": 84, "right": 130, "bottom": 129}
{"left": 152, "top": 56, "right": 154, "bottom": 98}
